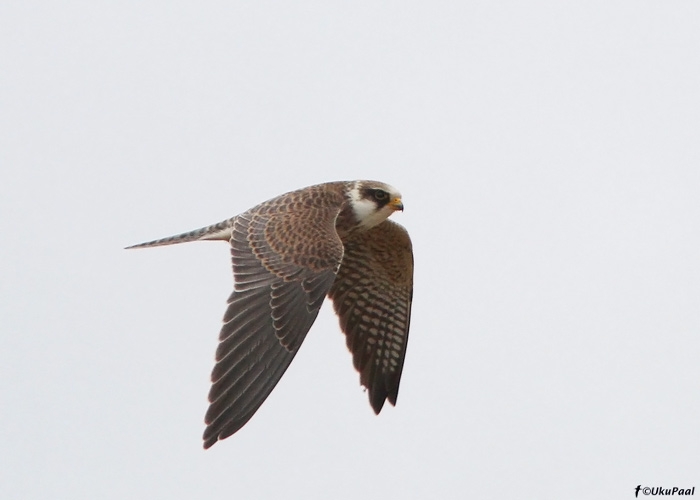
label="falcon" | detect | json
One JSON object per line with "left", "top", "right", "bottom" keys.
{"left": 127, "top": 180, "right": 413, "bottom": 448}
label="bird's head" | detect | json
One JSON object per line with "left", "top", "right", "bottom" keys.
{"left": 348, "top": 180, "right": 404, "bottom": 230}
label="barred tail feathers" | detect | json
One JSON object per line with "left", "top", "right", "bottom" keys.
{"left": 125, "top": 217, "right": 236, "bottom": 249}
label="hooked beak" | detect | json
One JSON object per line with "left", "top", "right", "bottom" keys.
{"left": 389, "top": 197, "right": 404, "bottom": 211}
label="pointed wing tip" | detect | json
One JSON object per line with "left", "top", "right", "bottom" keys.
{"left": 202, "top": 423, "right": 224, "bottom": 449}
{"left": 369, "top": 384, "right": 401, "bottom": 414}
{"left": 369, "top": 391, "right": 387, "bottom": 414}
{"left": 203, "top": 418, "right": 245, "bottom": 449}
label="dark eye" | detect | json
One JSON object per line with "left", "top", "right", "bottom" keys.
{"left": 373, "top": 189, "right": 389, "bottom": 201}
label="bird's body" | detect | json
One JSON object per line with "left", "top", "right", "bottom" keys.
{"left": 127, "top": 180, "right": 413, "bottom": 448}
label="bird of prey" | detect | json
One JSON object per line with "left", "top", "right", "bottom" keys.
{"left": 127, "top": 180, "right": 413, "bottom": 448}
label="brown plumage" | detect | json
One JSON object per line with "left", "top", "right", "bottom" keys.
{"left": 126, "top": 180, "right": 413, "bottom": 448}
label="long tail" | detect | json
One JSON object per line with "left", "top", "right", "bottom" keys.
{"left": 125, "top": 216, "right": 237, "bottom": 249}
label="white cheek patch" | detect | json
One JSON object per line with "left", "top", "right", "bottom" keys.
{"left": 349, "top": 183, "right": 395, "bottom": 229}
{"left": 353, "top": 198, "right": 378, "bottom": 223}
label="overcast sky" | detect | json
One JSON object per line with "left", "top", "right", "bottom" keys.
{"left": 1, "top": 2, "right": 699, "bottom": 499}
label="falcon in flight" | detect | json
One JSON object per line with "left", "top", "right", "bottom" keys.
{"left": 127, "top": 180, "right": 413, "bottom": 448}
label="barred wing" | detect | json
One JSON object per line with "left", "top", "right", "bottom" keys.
{"left": 328, "top": 220, "right": 414, "bottom": 413}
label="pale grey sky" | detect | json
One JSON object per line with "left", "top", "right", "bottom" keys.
{"left": 1, "top": 2, "right": 699, "bottom": 499}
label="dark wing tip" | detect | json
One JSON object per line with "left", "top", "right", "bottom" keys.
{"left": 203, "top": 435, "right": 217, "bottom": 449}
{"left": 202, "top": 421, "right": 241, "bottom": 449}
{"left": 369, "top": 389, "right": 387, "bottom": 414}
{"left": 367, "top": 367, "right": 402, "bottom": 414}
